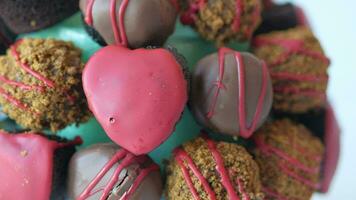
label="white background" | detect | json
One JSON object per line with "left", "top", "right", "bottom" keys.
{"left": 275, "top": 0, "right": 356, "bottom": 199}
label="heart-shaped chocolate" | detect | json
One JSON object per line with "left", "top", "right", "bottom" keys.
{"left": 83, "top": 45, "right": 188, "bottom": 155}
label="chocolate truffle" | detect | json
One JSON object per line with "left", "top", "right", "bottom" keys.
{"left": 0, "top": 18, "right": 16, "bottom": 54}
{"left": 253, "top": 27, "right": 330, "bottom": 113}
{"left": 166, "top": 134, "right": 264, "bottom": 200}
{"left": 67, "top": 143, "right": 162, "bottom": 200}
{"left": 252, "top": 119, "right": 324, "bottom": 200}
{"left": 179, "top": 0, "right": 262, "bottom": 46}
{"left": 0, "top": 0, "right": 78, "bottom": 34}
{"left": 255, "top": 3, "right": 309, "bottom": 35}
{"left": 79, "top": 0, "right": 177, "bottom": 49}
{"left": 0, "top": 130, "right": 81, "bottom": 200}
{"left": 0, "top": 38, "right": 90, "bottom": 132}
{"left": 83, "top": 45, "right": 188, "bottom": 155}
{"left": 273, "top": 101, "right": 341, "bottom": 193}
{"left": 190, "top": 48, "right": 273, "bottom": 138}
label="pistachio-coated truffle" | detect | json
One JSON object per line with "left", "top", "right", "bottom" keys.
{"left": 0, "top": 38, "right": 90, "bottom": 131}
{"left": 252, "top": 119, "right": 324, "bottom": 200}
{"left": 166, "top": 135, "right": 264, "bottom": 200}
{"left": 253, "top": 27, "right": 330, "bottom": 113}
{"left": 179, "top": 0, "right": 262, "bottom": 46}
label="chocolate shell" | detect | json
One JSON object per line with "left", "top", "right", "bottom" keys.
{"left": 67, "top": 143, "right": 162, "bottom": 200}
{"left": 79, "top": 0, "right": 177, "bottom": 48}
{"left": 190, "top": 48, "right": 273, "bottom": 138}
{"left": 0, "top": 131, "right": 81, "bottom": 200}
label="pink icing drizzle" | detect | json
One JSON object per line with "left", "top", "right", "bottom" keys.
{"left": 253, "top": 36, "right": 330, "bottom": 98}
{"left": 206, "top": 47, "right": 268, "bottom": 138}
{"left": 0, "top": 131, "right": 82, "bottom": 200}
{"left": 174, "top": 148, "right": 216, "bottom": 200}
{"left": 174, "top": 135, "right": 250, "bottom": 200}
{"left": 78, "top": 149, "right": 159, "bottom": 200}
{"left": 262, "top": 187, "right": 295, "bottom": 200}
{"left": 254, "top": 135, "right": 322, "bottom": 193}
{"left": 85, "top": 0, "right": 129, "bottom": 46}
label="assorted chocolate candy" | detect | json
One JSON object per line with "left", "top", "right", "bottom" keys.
{"left": 0, "top": 0, "right": 340, "bottom": 199}
{"left": 190, "top": 48, "right": 273, "bottom": 138}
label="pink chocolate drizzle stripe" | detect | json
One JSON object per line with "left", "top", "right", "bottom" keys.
{"left": 271, "top": 72, "right": 328, "bottom": 82}
{"left": 236, "top": 178, "right": 250, "bottom": 200}
{"left": 206, "top": 47, "right": 268, "bottom": 138}
{"left": 0, "top": 87, "right": 36, "bottom": 114}
{"left": 78, "top": 149, "right": 159, "bottom": 200}
{"left": 278, "top": 162, "right": 320, "bottom": 189}
{"left": 253, "top": 37, "right": 330, "bottom": 67}
{"left": 262, "top": 187, "right": 295, "bottom": 200}
{"left": 11, "top": 41, "right": 55, "bottom": 87}
{"left": 85, "top": 0, "right": 95, "bottom": 25}
{"left": 0, "top": 75, "right": 45, "bottom": 91}
{"left": 232, "top": 0, "right": 243, "bottom": 33}
{"left": 254, "top": 137, "right": 321, "bottom": 174}
{"left": 86, "top": 0, "right": 128, "bottom": 47}
{"left": 204, "top": 135, "right": 240, "bottom": 200}
{"left": 273, "top": 86, "right": 326, "bottom": 98}
{"left": 174, "top": 134, "right": 251, "bottom": 200}
{"left": 174, "top": 148, "right": 216, "bottom": 200}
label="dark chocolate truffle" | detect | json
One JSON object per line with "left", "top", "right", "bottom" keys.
{"left": 179, "top": 0, "right": 262, "bottom": 46}
{"left": 255, "top": 3, "right": 309, "bottom": 35}
{"left": 0, "top": 18, "right": 16, "bottom": 54}
{"left": 0, "top": 0, "right": 79, "bottom": 34}
{"left": 0, "top": 38, "right": 90, "bottom": 132}
{"left": 79, "top": 0, "right": 177, "bottom": 49}
{"left": 0, "top": 130, "right": 81, "bottom": 200}
{"left": 252, "top": 119, "right": 324, "bottom": 200}
{"left": 166, "top": 134, "right": 264, "bottom": 200}
{"left": 67, "top": 143, "right": 162, "bottom": 200}
{"left": 253, "top": 27, "right": 330, "bottom": 113}
{"left": 190, "top": 48, "right": 273, "bottom": 138}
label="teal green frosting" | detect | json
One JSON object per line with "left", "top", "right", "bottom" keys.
{"left": 16, "top": 13, "right": 249, "bottom": 168}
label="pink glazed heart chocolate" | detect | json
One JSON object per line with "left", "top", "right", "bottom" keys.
{"left": 83, "top": 45, "right": 188, "bottom": 155}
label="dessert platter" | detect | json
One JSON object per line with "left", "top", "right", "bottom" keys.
{"left": 0, "top": 0, "right": 340, "bottom": 199}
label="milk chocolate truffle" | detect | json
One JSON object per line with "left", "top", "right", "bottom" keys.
{"left": 253, "top": 27, "right": 330, "bottom": 113}
{"left": 67, "top": 143, "right": 162, "bottom": 200}
{"left": 255, "top": 3, "right": 309, "bottom": 35}
{"left": 0, "top": 38, "right": 90, "bottom": 132}
{"left": 0, "top": 0, "right": 78, "bottom": 34}
{"left": 0, "top": 18, "right": 16, "bottom": 54}
{"left": 179, "top": 0, "right": 262, "bottom": 46}
{"left": 190, "top": 48, "right": 273, "bottom": 138}
{"left": 252, "top": 119, "right": 324, "bottom": 200}
{"left": 0, "top": 130, "right": 81, "bottom": 200}
{"left": 166, "top": 135, "right": 264, "bottom": 200}
{"left": 79, "top": 0, "right": 177, "bottom": 48}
